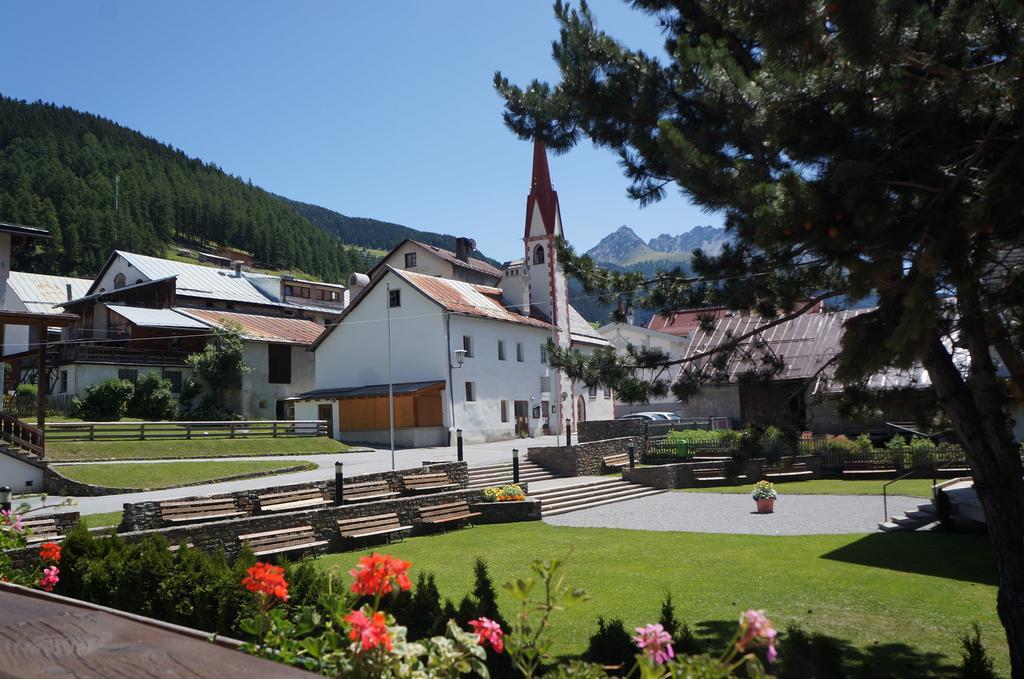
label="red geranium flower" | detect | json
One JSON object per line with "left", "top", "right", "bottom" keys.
{"left": 242, "top": 562, "right": 289, "bottom": 603}
{"left": 345, "top": 609, "right": 392, "bottom": 652}
{"left": 469, "top": 617, "right": 504, "bottom": 653}
{"left": 349, "top": 553, "right": 412, "bottom": 597}
{"left": 38, "top": 542, "right": 61, "bottom": 563}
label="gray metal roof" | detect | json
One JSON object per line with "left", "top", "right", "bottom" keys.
{"left": 105, "top": 304, "right": 210, "bottom": 330}
{"left": 7, "top": 271, "right": 92, "bottom": 314}
{"left": 293, "top": 381, "right": 446, "bottom": 400}
{"left": 115, "top": 251, "right": 276, "bottom": 305}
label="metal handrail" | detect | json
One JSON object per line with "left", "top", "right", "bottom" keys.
{"left": 882, "top": 469, "right": 918, "bottom": 522}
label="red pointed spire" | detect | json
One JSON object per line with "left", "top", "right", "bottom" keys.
{"left": 524, "top": 138, "right": 560, "bottom": 239}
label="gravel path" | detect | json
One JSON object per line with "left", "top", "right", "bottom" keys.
{"left": 544, "top": 491, "right": 924, "bottom": 535}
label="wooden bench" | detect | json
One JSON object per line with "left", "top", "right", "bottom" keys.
{"left": 764, "top": 462, "right": 814, "bottom": 481}
{"left": 168, "top": 542, "right": 194, "bottom": 553}
{"left": 417, "top": 501, "right": 481, "bottom": 527}
{"left": 22, "top": 517, "right": 61, "bottom": 544}
{"left": 842, "top": 460, "right": 898, "bottom": 478}
{"left": 238, "top": 525, "right": 328, "bottom": 558}
{"left": 338, "top": 513, "right": 410, "bottom": 542}
{"left": 257, "top": 487, "right": 331, "bottom": 512}
{"left": 160, "top": 498, "right": 245, "bottom": 524}
{"left": 402, "top": 472, "right": 457, "bottom": 494}
{"left": 342, "top": 480, "right": 400, "bottom": 504}
{"left": 692, "top": 464, "right": 748, "bottom": 484}
{"left": 602, "top": 453, "right": 630, "bottom": 471}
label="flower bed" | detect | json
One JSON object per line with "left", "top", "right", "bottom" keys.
{"left": 482, "top": 484, "right": 526, "bottom": 502}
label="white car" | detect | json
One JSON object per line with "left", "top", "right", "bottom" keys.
{"left": 618, "top": 412, "right": 681, "bottom": 421}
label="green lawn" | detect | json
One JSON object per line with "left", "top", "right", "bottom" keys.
{"left": 681, "top": 478, "right": 936, "bottom": 497}
{"left": 46, "top": 436, "right": 351, "bottom": 462}
{"left": 53, "top": 459, "right": 315, "bottom": 489}
{"left": 317, "top": 523, "right": 1007, "bottom": 676}
{"left": 79, "top": 510, "right": 124, "bottom": 529}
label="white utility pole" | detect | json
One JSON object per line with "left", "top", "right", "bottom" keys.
{"left": 386, "top": 281, "right": 395, "bottom": 470}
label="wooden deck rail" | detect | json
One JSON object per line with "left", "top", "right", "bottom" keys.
{"left": 0, "top": 412, "right": 45, "bottom": 458}
{"left": 45, "top": 419, "right": 328, "bottom": 442}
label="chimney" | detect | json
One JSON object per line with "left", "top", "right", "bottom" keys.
{"left": 66, "top": 284, "right": 73, "bottom": 302}
{"left": 348, "top": 273, "right": 370, "bottom": 299}
{"left": 233, "top": 260, "right": 243, "bottom": 276}
{"left": 521, "top": 269, "right": 530, "bottom": 317}
{"left": 454, "top": 237, "right": 475, "bottom": 263}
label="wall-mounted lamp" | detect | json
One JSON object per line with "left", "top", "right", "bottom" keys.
{"left": 452, "top": 349, "right": 467, "bottom": 369}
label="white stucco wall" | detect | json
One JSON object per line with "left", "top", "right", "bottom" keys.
{"left": 294, "top": 399, "right": 340, "bottom": 439}
{"left": 0, "top": 453, "right": 44, "bottom": 493}
{"left": 61, "top": 364, "right": 191, "bottom": 398}
{"left": 385, "top": 242, "right": 454, "bottom": 278}
{"left": 240, "top": 342, "right": 315, "bottom": 419}
{"left": 94, "top": 255, "right": 148, "bottom": 293}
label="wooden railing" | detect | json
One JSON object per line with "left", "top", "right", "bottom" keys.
{"left": 0, "top": 413, "right": 46, "bottom": 458}
{"left": 45, "top": 420, "right": 329, "bottom": 442}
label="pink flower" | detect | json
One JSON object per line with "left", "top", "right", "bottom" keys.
{"left": 469, "top": 617, "right": 504, "bottom": 653}
{"left": 736, "top": 609, "right": 778, "bottom": 663}
{"left": 634, "top": 623, "right": 674, "bottom": 665}
{"left": 39, "top": 565, "right": 59, "bottom": 592}
{"left": 1, "top": 509, "right": 22, "bottom": 532}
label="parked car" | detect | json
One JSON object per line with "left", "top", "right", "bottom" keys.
{"left": 618, "top": 412, "right": 681, "bottom": 421}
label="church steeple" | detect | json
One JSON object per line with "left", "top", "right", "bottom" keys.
{"left": 524, "top": 138, "right": 562, "bottom": 240}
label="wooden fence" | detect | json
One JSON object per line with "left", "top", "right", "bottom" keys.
{"left": 45, "top": 420, "right": 329, "bottom": 442}
{"left": 0, "top": 412, "right": 45, "bottom": 457}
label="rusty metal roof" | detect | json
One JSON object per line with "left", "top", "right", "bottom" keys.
{"left": 7, "top": 271, "right": 92, "bottom": 314}
{"left": 370, "top": 240, "right": 503, "bottom": 280}
{"left": 394, "top": 269, "right": 552, "bottom": 329}
{"left": 177, "top": 308, "right": 325, "bottom": 345}
{"left": 684, "top": 309, "right": 871, "bottom": 382}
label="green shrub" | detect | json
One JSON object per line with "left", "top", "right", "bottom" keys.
{"left": 958, "top": 624, "right": 997, "bottom": 679}
{"left": 658, "top": 592, "right": 701, "bottom": 654}
{"left": 126, "top": 372, "right": 178, "bottom": 420}
{"left": 583, "top": 617, "right": 636, "bottom": 673}
{"left": 909, "top": 436, "right": 938, "bottom": 452}
{"left": 75, "top": 378, "right": 135, "bottom": 421}
{"left": 777, "top": 624, "right": 847, "bottom": 679}
{"left": 15, "top": 383, "right": 37, "bottom": 398}
{"left": 854, "top": 434, "right": 874, "bottom": 453}
{"left": 885, "top": 435, "right": 908, "bottom": 450}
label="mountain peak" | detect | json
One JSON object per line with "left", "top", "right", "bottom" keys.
{"left": 585, "top": 224, "right": 730, "bottom": 267}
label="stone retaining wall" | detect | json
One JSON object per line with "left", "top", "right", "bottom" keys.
{"left": 527, "top": 437, "right": 637, "bottom": 476}
{"left": 577, "top": 419, "right": 645, "bottom": 443}
{"left": 623, "top": 456, "right": 821, "bottom": 489}
{"left": 121, "top": 462, "right": 469, "bottom": 532}
{"left": 469, "top": 500, "right": 541, "bottom": 524}
{"left": 42, "top": 463, "right": 313, "bottom": 497}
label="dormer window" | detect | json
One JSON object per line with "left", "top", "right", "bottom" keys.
{"left": 533, "top": 245, "right": 545, "bottom": 265}
{"left": 113, "top": 273, "right": 126, "bottom": 289}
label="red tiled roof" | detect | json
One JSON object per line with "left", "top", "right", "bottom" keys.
{"left": 648, "top": 307, "right": 729, "bottom": 336}
{"left": 405, "top": 240, "right": 503, "bottom": 279}
{"left": 179, "top": 308, "right": 326, "bottom": 345}
{"left": 394, "top": 269, "right": 552, "bottom": 329}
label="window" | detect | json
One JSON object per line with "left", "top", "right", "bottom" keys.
{"left": 516, "top": 342, "right": 524, "bottom": 362}
{"left": 465, "top": 381, "right": 476, "bottom": 402}
{"left": 588, "top": 384, "right": 598, "bottom": 399}
{"left": 164, "top": 370, "right": 182, "bottom": 393}
{"left": 404, "top": 252, "right": 417, "bottom": 268}
{"left": 540, "top": 344, "right": 548, "bottom": 364}
{"left": 497, "top": 340, "right": 506, "bottom": 361}
{"left": 268, "top": 344, "right": 292, "bottom": 384}
{"left": 324, "top": 318, "right": 333, "bottom": 327}
{"left": 604, "top": 386, "right": 612, "bottom": 400}
{"left": 59, "top": 370, "right": 68, "bottom": 394}
{"left": 118, "top": 368, "right": 138, "bottom": 382}
{"left": 389, "top": 289, "right": 401, "bottom": 308}
{"left": 500, "top": 400, "right": 509, "bottom": 423}
{"left": 113, "top": 273, "right": 126, "bottom": 289}
{"left": 533, "top": 244, "right": 545, "bottom": 264}
{"left": 540, "top": 376, "right": 551, "bottom": 392}
{"left": 462, "top": 335, "right": 473, "bottom": 358}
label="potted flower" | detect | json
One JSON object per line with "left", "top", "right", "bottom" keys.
{"left": 751, "top": 480, "right": 777, "bottom": 513}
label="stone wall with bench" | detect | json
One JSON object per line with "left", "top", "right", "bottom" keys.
{"left": 527, "top": 437, "right": 638, "bottom": 477}
{"left": 623, "top": 459, "right": 765, "bottom": 489}
{"left": 121, "top": 462, "right": 468, "bottom": 532}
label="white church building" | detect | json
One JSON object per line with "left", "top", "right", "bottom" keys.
{"left": 294, "top": 140, "right": 614, "bottom": 445}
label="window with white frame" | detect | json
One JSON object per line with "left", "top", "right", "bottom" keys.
{"left": 500, "top": 400, "right": 509, "bottom": 423}
{"left": 516, "top": 342, "right": 524, "bottom": 362}
{"left": 462, "top": 335, "right": 473, "bottom": 358}
{"left": 497, "top": 340, "right": 506, "bottom": 361}
{"left": 465, "top": 381, "right": 476, "bottom": 402}
{"left": 588, "top": 384, "right": 598, "bottom": 399}
{"left": 388, "top": 289, "right": 401, "bottom": 308}
{"left": 540, "top": 344, "right": 548, "bottom": 364}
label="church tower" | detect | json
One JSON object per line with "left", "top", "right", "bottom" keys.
{"left": 524, "top": 139, "right": 572, "bottom": 351}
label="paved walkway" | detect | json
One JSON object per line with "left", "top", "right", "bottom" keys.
{"left": 544, "top": 491, "right": 924, "bottom": 535}
{"left": 27, "top": 436, "right": 559, "bottom": 515}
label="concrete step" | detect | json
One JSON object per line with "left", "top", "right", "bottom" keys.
{"left": 905, "top": 509, "right": 937, "bottom": 521}
{"left": 540, "top": 485, "right": 661, "bottom": 512}
{"left": 891, "top": 515, "right": 926, "bottom": 528}
{"left": 543, "top": 489, "right": 667, "bottom": 516}
{"left": 469, "top": 461, "right": 550, "bottom": 474}
{"left": 529, "top": 478, "right": 624, "bottom": 502}
{"left": 878, "top": 521, "right": 910, "bottom": 532}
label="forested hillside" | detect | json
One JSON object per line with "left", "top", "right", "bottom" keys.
{"left": 0, "top": 96, "right": 366, "bottom": 281}
{"left": 283, "top": 196, "right": 498, "bottom": 264}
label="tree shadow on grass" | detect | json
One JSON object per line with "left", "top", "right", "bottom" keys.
{"left": 820, "top": 532, "right": 997, "bottom": 586}
{"left": 694, "top": 619, "right": 957, "bottom": 678}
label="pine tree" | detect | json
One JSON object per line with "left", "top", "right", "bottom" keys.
{"left": 495, "top": 2, "right": 1024, "bottom": 672}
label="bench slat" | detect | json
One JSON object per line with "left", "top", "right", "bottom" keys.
{"left": 239, "top": 525, "right": 316, "bottom": 541}
{"left": 252, "top": 540, "right": 329, "bottom": 557}
{"left": 261, "top": 498, "right": 331, "bottom": 512}
{"left": 165, "top": 511, "right": 244, "bottom": 522}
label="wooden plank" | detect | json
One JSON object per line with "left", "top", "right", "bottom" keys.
{"left": 252, "top": 540, "right": 329, "bottom": 557}
{"left": 260, "top": 499, "right": 331, "bottom": 512}
{"left": 238, "top": 525, "right": 316, "bottom": 541}
{"left": 164, "top": 511, "right": 244, "bottom": 523}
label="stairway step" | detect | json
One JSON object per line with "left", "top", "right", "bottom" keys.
{"left": 530, "top": 481, "right": 627, "bottom": 502}
{"left": 905, "top": 509, "right": 936, "bottom": 521}
{"left": 544, "top": 489, "right": 667, "bottom": 516}
{"left": 878, "top": 521, "right": 910, "bottom": 532}
{"left": 891, "top": 515, "right": 925, "bottom": 527}
{"left": 538, "top": 484, "right": 655, "bottom": 509}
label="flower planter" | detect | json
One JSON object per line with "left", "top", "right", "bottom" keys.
{"left": 755, "top": 498, "right": 775, "bottom": 514}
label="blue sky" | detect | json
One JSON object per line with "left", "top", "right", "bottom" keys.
{"left": 1, "top": 1, "right": 722, "bottom": 261}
